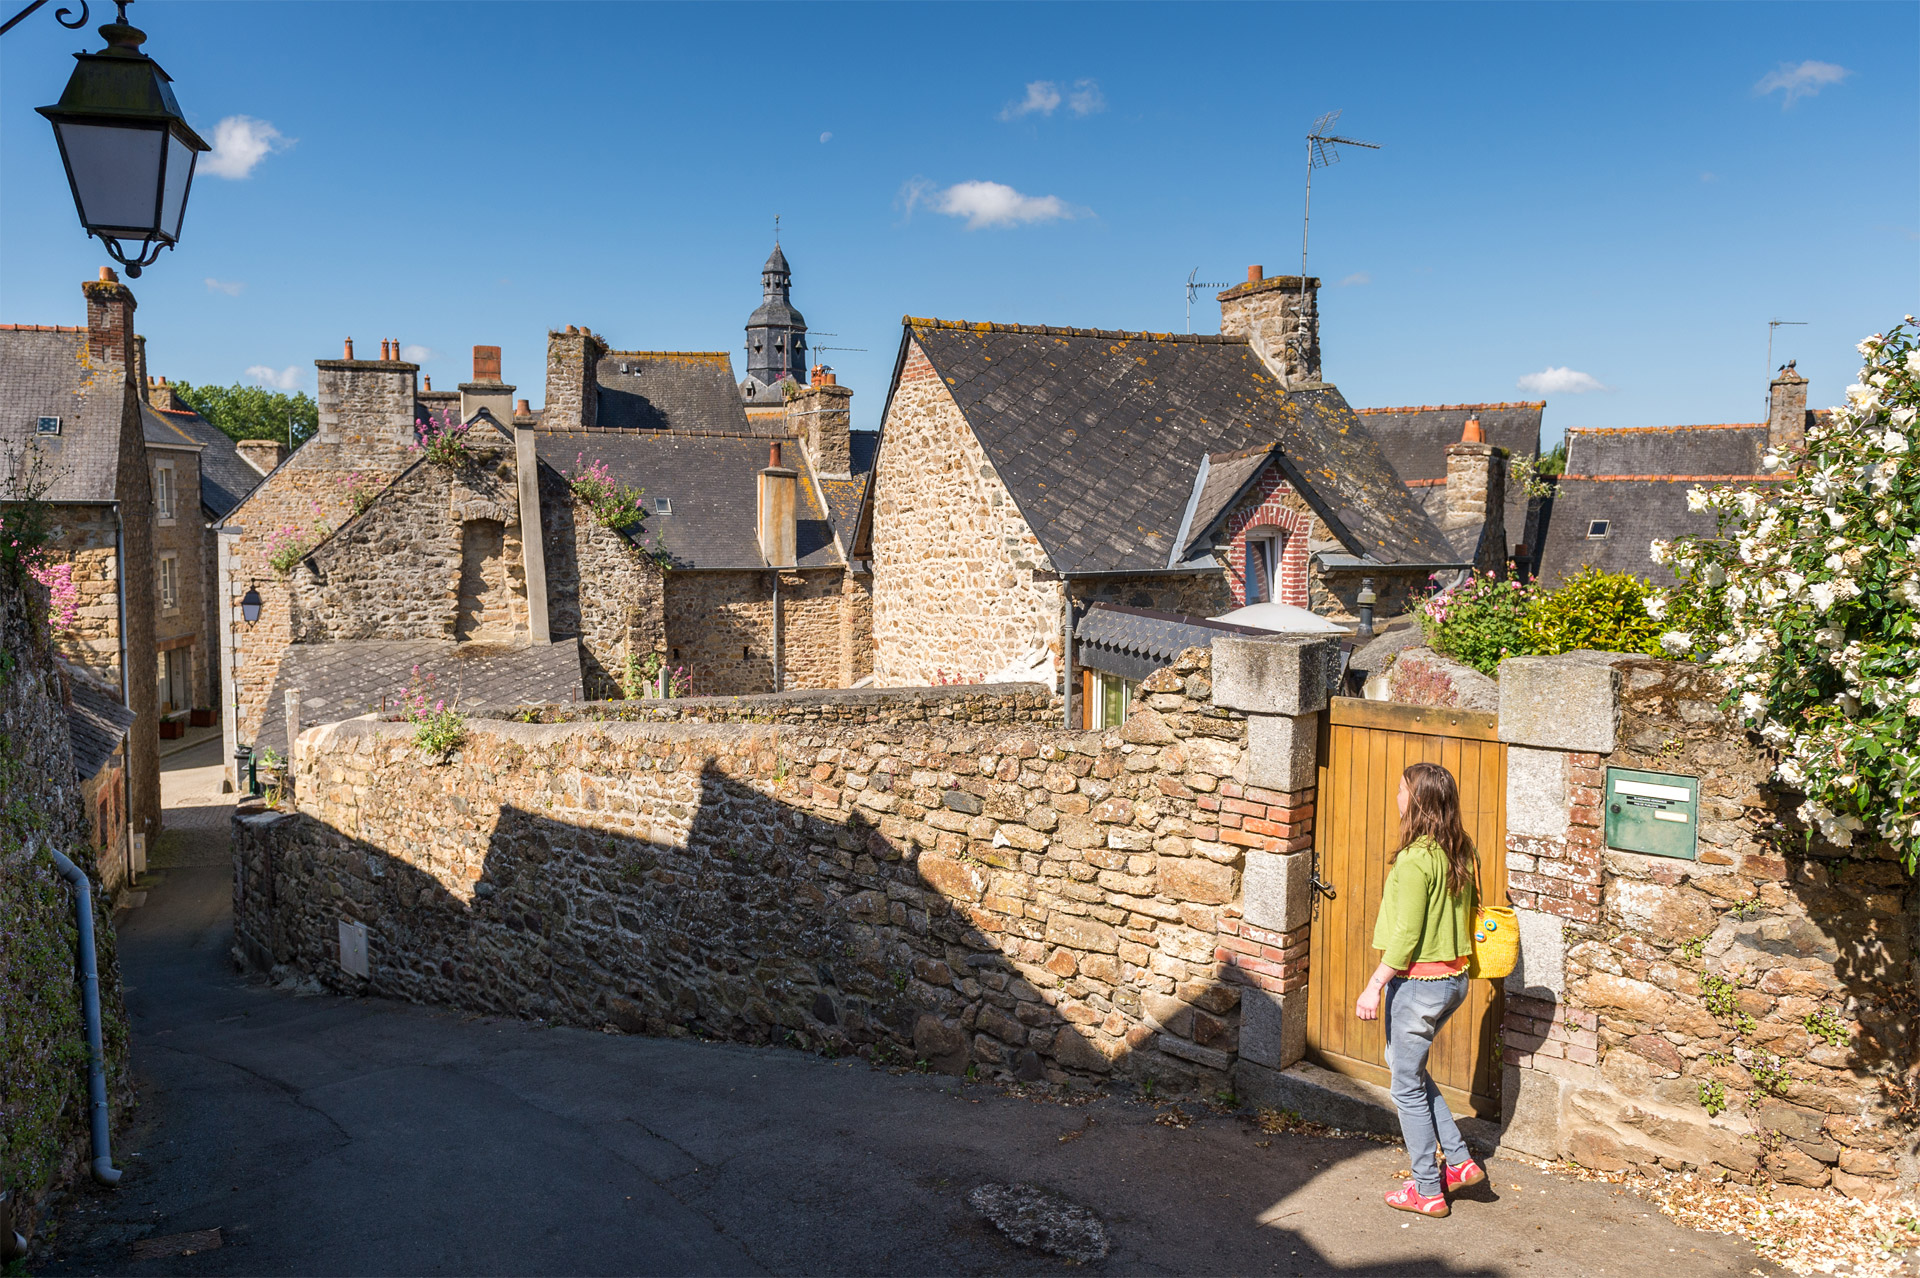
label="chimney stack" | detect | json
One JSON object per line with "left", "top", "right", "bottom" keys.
{"left": 461, "top": 344, "right": 515, "bottom": 426}
{"left": 543, "top": 326, "right": 606, "bottom": 431}
{"left": 757, "top": 441, "right": 798, "bottom": 568}
{"left": 786, "top": 368, "right": 854, "bottom": 478}
{"left": 146, "top": 374, "right": 187, "bottom": 414}
{"left": 1767, "top": 360, "right": 1809, "bottom": 462}
{"left": 1445, "top": 438, "right": 1510, "bottom": 577}
{"left": 316, "top": 334, "right": 418, "bottom": 447}
{"left": 1218, "top": 269, "right": 1321, "bottom": 388}
{"left": 235, "top": 438, "right": 288, "bottom": 476}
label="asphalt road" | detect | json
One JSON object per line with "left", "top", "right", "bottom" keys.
{"left": 37, "top": 738, "right": 1772, "bottom": 1276}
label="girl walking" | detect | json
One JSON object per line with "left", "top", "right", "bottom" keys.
{"left": 1354, "top": 761, "right": 1486, "bottom": 1218}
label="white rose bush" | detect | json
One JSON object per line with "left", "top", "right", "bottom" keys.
{"left": 1656, "top": 320, "right": 1920, "bottom": 871}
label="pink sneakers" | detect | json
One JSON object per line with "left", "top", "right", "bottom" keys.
{"left": 1384, "top": 1180, "right": 1450, "bottom": 1217}
{"left": 1444, "top": 1159, "right": 1486, "bottom": 1192}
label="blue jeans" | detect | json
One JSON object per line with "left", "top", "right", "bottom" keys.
{"left": 1384, "top": 973, "right": 1472, "bottom": 1196}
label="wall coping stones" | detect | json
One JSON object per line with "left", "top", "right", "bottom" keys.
{"left": 1497, "top": 650, "right": 1637, "bottom": 754}
{"left": 472, "top": 682, "right": 1058, "bottom": 725}
{"left": 1211, "top": 635, "right": 1334, "bottom": 717}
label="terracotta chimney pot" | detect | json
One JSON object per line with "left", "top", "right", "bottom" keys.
{"left": 344, "top": 337, "right": 355, "bottom": 359}
{"left": 423, "top": 374, "right": 432, "bottom": 391}
{"left": 769, "top": 441, "right": 782, "bottom": 468}
{"left": 1461, "top": 416, "right": 1485, "bottom": 444}
{"left": 514, "top": 398, "right": 531, "bottom": 415}
{"left": 1248, "top": 265, "right": 1264, "bottom": 284}
{"left": 98, "top": 266, "right": 117, "bottom": 283}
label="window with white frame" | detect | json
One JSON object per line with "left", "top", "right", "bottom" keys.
{"left": 1244, "top": 530, "right": 1283, "bottom": 604}
{"left": 1086, "top": 669, "right": 1135, "bottom": 730}
{"left": 153, "top": 462, "right": 175, "bottom": 521}
{"left": 157, "top": 553, "right": 179, "bottom": 612}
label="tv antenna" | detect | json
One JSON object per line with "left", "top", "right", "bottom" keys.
{"left": 1184, "top": 268, "right": 1233, "bottom": 333}
{"left": 1299, "top": 111, "right": 1379, "bottom": 346}
{"left": 1767, "top": 319, "right": 1807, "bottom": 374}
{"left": 813, "top": 345, "right": 868, "bottom": 353}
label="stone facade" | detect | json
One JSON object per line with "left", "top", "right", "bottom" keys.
{"left": 540, "top": 467, "right": 666, "bottom": 701}
{"left": 1496, "top": 653, "right": 1917, "bottom": 1204}
{"left": 234, "top": 639, "right": 1338, "bottom": 1090}
{"left": 43, "top": 504, "right": 123, "bottom": 683}
{"left": 149, "top": 443, "right": 207, "bottom": 711}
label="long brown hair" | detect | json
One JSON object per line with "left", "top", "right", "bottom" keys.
{"left": 1397, "top": 762, "right": 1477, "bottom": 898}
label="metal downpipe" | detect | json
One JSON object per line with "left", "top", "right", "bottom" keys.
{"left": 46, "top": 848, "right": 121, "bottom": 1185}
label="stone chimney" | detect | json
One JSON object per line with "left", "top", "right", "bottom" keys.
{"left": 1218, "top": 265, "right": 1321, "bottom": 388}
{"left": 235, "top": 439, "right": 288, "bottom": 476}
{"left": 544, "top": 326, "right": 606, "bottom": 432}
{"left": 1767, "top": 360, "right": 1808, "bottom": 460}
{"left": 145, "top": 374, "right": 189, "bottom": 413}
{"left": 1445, "top": 424, "right": 1510, "bottom": 577}
{"left": 461, "top": 344, "right": 515, "bottom": 428}
{"left": 314, "top": 339, "right": 418, "bottom": 448}
{"left": 84, "top": 266, "right": 136, "bottom": 380}
{"left": 787, "top": 365, "right": 853, "bottom": 479}
{"left": 757, "top": 440, "right": 797, "bottom": 568}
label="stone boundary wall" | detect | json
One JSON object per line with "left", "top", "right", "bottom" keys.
{"left": 236, "top": 638, "right": 1337, "bottom": 1089}
{"left": 1497, "top": 652, "right": 1917, "bottom": 1204}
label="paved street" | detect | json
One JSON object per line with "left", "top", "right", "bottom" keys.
{"left": 39, "top": 738, "right": 1773, "bottom": 1276}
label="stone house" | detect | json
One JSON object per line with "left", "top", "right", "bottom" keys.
{"left": 855, "top": 269, "right": 1481, "bottom": 692}
{"left": 62, "top": 657, "right": 135, "bottom": 893}
{"left": 0, "top": 268, "right": 161, "bottom": 847}
{"left": 1535, "top": 363, "right": 1819, "bottom": 587}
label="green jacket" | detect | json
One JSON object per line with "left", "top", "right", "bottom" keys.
{"left": 1371, "top": 836, "right": 1476, "bottom": 971}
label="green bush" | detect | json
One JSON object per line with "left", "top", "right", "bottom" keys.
{"left": 1414, "top": 572, "right": 1534, "bottom": 675}
{"left": 1518, "top": 568, "right": 1664, "bottom": 657}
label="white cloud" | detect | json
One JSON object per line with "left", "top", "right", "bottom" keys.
{"left": 819, "top": 131, "right": 832, "bottom": 143}
{"left": 1066, "top": 79, "right": 1106, "bottom": 116}
{"left": 1755, "top": 60, "right": 1852, "bottom": 106}
{"left": 204, "top": 277, "right": 244, "bottom": 296}
{"left": 1338, "top": 271, "right": 1370, "bottom": 287}
{"left": 901, "top": 178, "right": 1082, "bottom": 230}
{"left": 400, "top": 344, "right": 434, "bottom": 364}
{"left": 1000, "top": 80, "right": 1062, "bottom": 120}
{"left": 245, "top": 364, "right": 301, "bottom": 391}
{"left": 202, "top": 115, "right": 292, "bottom": 179}
{"left": 1518, "top": 366, "right": 1609, "bottom": 395}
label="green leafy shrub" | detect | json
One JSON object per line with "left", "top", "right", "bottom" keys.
{"left": 1518, "top": 567, "right": 1665, "bottom": 657}
{"left": 1414, "top": 572, "right": 1534, "bottom": 675}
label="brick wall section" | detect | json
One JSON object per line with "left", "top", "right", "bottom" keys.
{"left": 1222, "top": 470, "right": 1313, "bottom": 608}
{"left": 1503, "top": 993, "right": 1599, "bottom": 1073}
{"left": 1504, "top": 750, "right": 1604, "bottom": 923}
{"left": 236, "top": 647, "right": 1318, "bottom": 1088}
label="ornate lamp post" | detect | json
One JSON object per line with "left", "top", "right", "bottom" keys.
{"left": 32, "top": 1, "right": 208, "bottom": 277}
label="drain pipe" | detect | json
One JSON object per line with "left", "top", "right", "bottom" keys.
{"left": 46, "top": 848, "right": 120, "bottom": 1186}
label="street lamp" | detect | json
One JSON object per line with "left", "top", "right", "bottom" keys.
{"left": 239, "top": 585, "right": 262, "bottom": 626}
{"left": 35, "top": 1, "right": 208, "bottom": 277}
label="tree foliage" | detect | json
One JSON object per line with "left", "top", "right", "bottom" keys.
{"left": 170, "top": 381, "right": 318, "bottom": 448}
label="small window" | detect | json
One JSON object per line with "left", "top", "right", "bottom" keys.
{"left": 1087, "top": 670, "right": 1135, "bottom": 730}
{"left": 1586, "top": 520, "right": 1611, "bottom": 539}
{"left": 1244, "top": 531, "right": 1282, "bottom": 603}
{"left": 157, "top": 553, "right": 179, "bottom": 611}
{"left": 153, "top": 463, "right": 175, "bottom": 521}
{"left": 37, "top": 415, "right": 61, "bottom": 435}
{"left": 654, "top": 498, "right": 672, "bottom": 514}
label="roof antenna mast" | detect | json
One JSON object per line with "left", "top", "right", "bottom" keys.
{"left": 1300, "top": 110, "right": 1379, "bottom": 338}
{"left": 1766, "top": 318, "right": 1806, "bottom": 405}
{"left": 1184, "top": 268, "right": 1233, "bottom": 333}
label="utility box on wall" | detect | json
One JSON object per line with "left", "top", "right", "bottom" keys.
{"left": 1604, "top": 767, "right": 1699, "bottom": 860}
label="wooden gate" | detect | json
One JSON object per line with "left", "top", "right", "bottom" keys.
{"left": 1305, "top": 698, "right": 1508, "bottom": 1118}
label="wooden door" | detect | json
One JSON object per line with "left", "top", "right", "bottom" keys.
{"left": 1305, "top": 698, "right": 1508, "bottom": 1118}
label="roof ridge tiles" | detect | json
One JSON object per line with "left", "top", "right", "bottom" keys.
{"left": 1354, "top": 400, "right": 1546, "bottom": 414}
{"left": 536, "top": 427, "right": 798, "bottom": 441}
{"left": 604, "top": 350, "right": 732, "bottom": 361}
{"left": 1566, "top": 422, "right": 1764, "bottom": 435}
{"left": 1559, "top": 473, "right": 1788, "bottom": 482}
{"left": 903, "top": 316, "right": 1246, "bottom": 345}
{"left": 0, "top": 323, "right": 85, "bottom": 333}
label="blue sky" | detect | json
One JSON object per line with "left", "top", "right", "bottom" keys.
{"left": 3, "top": 2, "right": 1913, "bottom": 445}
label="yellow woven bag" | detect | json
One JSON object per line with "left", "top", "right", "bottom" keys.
{"left": 1468, "top": 905, "right": 1520, "bottom": 980}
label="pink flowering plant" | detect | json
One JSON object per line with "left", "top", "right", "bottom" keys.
{"left": 565, "top": 454, "right": 648, "bottom": 533}
{"left": 1413, "top": 571, "right": 1534, "bottom": 675}
{"left": 413, "top": 408, "right": 474, "bottom": 470}
{"left": 26, "top": 558, "right": 78, "bottom": 634}
{"left": 385, "top": 666, "right": 466, "bottom": 762}
{"left": 1659, "top": 319, "right": 1920, "bottom": 869}
{"left": 338, "top": 470, "right": 384, "bottom": 517}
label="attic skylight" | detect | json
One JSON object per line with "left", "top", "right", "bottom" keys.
{"left": 1587, "top": 519, "right": 1611, "bottom": 539}
{"left": 654, "top": 498, "right": 672, "bottom": 514}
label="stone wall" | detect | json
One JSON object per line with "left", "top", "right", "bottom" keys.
{"left": 0, "top": 564, "right": 131, "bottom": 1238}
{"left": 236, "top": 637, "right": 1338, "bottom": 1090}
{"left": 151, "top": 447, "right": 207, "bottom": 710}
{"left": 1496, "top": 653, "right": 1917, "bottom": 1204}
{"left": 539, "top": 464, "right": 665, "bottom": 700}
{"left": 661, "top": 568, "right": 847, "bottom": 697}
{"left": 45, "top": 504, "right": 122, "bottom": 687}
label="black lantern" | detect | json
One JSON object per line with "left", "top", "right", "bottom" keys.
{"left": 239, "top": 584, "right": 262, "bottom": 626}
{"left": 36, "top": 2, "right": 208, "bottom": 277}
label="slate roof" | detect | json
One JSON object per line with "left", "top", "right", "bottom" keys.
{"left": 1355, "top": 402, "right": 1545, "bottom": 478}
{"left": 0, "top": 326, "right": 125, "bottom": 503}
{"left": 1535, "top": 475, "right": 1786, "bottom": 587}
{"left": 1075, "top": 603, "right": 1270, "bottom": 682}
{"left": 534, "top": 432, "right": 841, "bottom": 570}
{"left": 819, "top": 430, "right": 878, "bottom": 556}
{"left": 250, "top": 639, "right": 585, "bottom": 757}
{"left": 1566, "top": 424, "right": 1767, "bottom": 478}
{"left": 61, "top": 660, "right": 134, "bottom": 781}
{"left": 897, "top": 320, "right": 1456, "bottom": 574}
{"left": 594, "top": 353, "right": 756, "bottom": 435}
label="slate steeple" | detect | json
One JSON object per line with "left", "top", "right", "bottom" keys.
{"left": 745, "top": 241, "right": 807, "bottom": 389}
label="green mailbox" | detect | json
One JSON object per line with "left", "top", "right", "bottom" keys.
{"left": 1604, "top": 767, "right": 1699, "bottom": 860}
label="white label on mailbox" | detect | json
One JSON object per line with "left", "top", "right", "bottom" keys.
{"left": 1653, "top": 810, "right": 1688, "bottom": 823}
{"left": 1614, "top": 779, "right": 1691, "bottom": 802}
